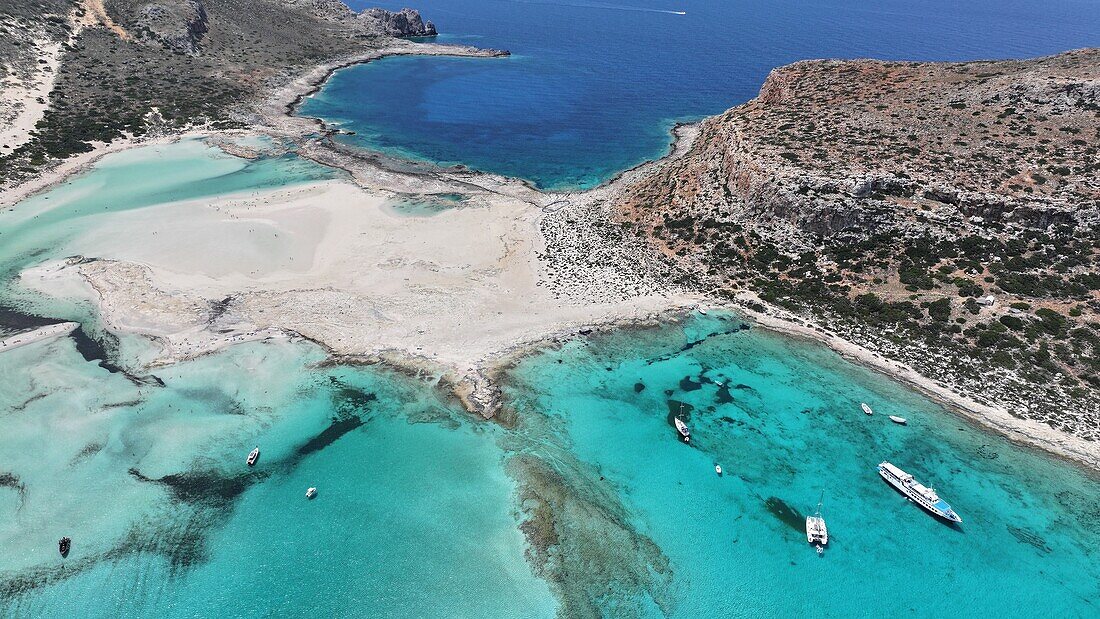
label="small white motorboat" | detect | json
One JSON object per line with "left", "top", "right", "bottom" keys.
{"left": 861, "top": 402, "right": 874, "bottom": 416}
{"left": 306, "top": 487, "right": 317, "bottom": 499}
{"left": 889, "top": 415, "right": 908, "bottom": 425}
{"left": 715, "top": 464, "right": 722, "bottom": 476}
{"left": 697, "top": 305, "right": 708, "bottom": 316}
{"left": 246, "top": 447, "right": 260, "bottom": 466}
{"left": 674, "top": 417, "right": 690, "bottom": 442}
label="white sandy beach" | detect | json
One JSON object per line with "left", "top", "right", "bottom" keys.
{"left": 21, "top": 176, "right": 687, "bottom": 377}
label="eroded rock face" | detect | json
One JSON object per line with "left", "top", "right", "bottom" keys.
{"left": 359, "top": 8, "right": 436, "bottom": 37}
{"left": 135, "top": 0, "right": 208, "bottom": 53}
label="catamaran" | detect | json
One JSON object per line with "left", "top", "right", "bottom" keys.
{"left": 878, "top": 461, "right": 961, "bottom": 523}
{"left": 805, "top": 492, "right": 828, "bottom": 554}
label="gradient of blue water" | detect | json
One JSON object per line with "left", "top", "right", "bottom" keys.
{"left": 504, "top": 313, "right": 1100, "bottom": 616}
{"left": 305, "top": 0, "right": 1100, "bottom": 189}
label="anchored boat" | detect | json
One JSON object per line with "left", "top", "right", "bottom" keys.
{"left": 889, "top": 415, "right": 908, "bottom": 425}
{"left": 861, "top": 402, "right": 874, "bottom": 415}
{"left": 805, "top": 492, "right": 828, "bottom": 555}
{"left": 247, "top": 447, "right": 260, "bottom": 466}
{"left": 58, "top": 537, "right": 71, "bottom": 557}
{"left": 674, "top": 417, "right": 690, "bottom": 442}
{"left": 306, "top": 487, "right": 317, "bottom": 499}
{"left": 878, "top": 461, "right": 961, "bottom": 523}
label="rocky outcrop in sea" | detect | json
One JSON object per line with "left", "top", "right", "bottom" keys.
{"left": 359, "top": 8, "right": 437, "bottom": 37}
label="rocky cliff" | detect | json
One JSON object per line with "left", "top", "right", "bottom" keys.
{"left": 360, "top": 7, "right": 436, "bottom": 37}
{"left": 617, "top": 49, "right": 1100, "bottom": 439}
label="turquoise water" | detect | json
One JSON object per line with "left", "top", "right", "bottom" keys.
{"left": 306, "top": 0, "right": 1100, "bottom": 189}
{"left": 0, "top": 139, "right": 338, "bottom": 332}
{"left": 0, "top": 338, "right": 556, "bottom": 618}
{"left": 500, "top": 313, "right": 1100, "bottom": 616}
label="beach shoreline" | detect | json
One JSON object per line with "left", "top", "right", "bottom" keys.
{"left": 1, "top": 36, "right": 1096, "bottom": 473}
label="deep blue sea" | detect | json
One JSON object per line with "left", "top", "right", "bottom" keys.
{"left": 302, "top": 0, "right": 1100, "bottom": 189}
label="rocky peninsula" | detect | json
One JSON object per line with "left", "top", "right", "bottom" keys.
{"left": 613, "top": 49, "right": 1100, "bottom": 462}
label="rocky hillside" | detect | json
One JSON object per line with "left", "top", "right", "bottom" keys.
{"left": 0, "top": 0, "right": 435, "bottom": 187}
{"left": 616, "top": 49, "right": 1100, "bottom": 440}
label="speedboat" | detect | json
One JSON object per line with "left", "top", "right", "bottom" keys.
{"left": 861, "top": 402, "right": 874, "bottom": 416}
{"left": 247, "top": 447, "right": 260, "bottom": 466}
{"left": 714, "top": 464, "right": 722, "bottom": 476}
{"left": 674, "top": 417, "right": 690, "bottom": 442}
{"left": 878, "top": 461, "right": 962, "bottom": 523}
{"left": 805, "top": 492, "right": 828, "bottom": 554}
{"left": 889, "top": 415, "right": 908, "bottom": 425}
{"left": 306, "top": 487, "right": 317, "bottom": 499}
{"left": 58, "top": 537, "right": 71, "bottom": 557}
{"left": 697, "top": 305, "right": 708, "bottom": 315}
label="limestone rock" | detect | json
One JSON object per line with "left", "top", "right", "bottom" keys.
{"left": 359, "top": 8, "right": 437, "bottom": 37}
{"left": 134, "top": 0, "right": 208, "bottom": 53}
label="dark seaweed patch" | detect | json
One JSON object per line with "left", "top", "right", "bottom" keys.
{"left": 296, "top": 416, "right": 366, "bottom": 458}
{"left": 69, "top": 442, "right": 104, "bottom": 466}
{"left": 0, "top": 472, "right": 23, "bottom": 496}
{"left": 8, "top": 392, "right": 47, "bottom": 413}
{"left": 508, "top": 454, "right": 674, "bottom": 617}
{"left": 292, "top": 383, "right": 377, "bottom": 460}
{"left": 977, "top": 445, "right": 999, "bottom": 460}
{"left": 69, "top": 326, "right": 154, "bottom": 385}
{"left": 128, "top": 468, "right": 258, "bottom": 510}
{"left": 734, "top": 383, "right": 753, "bottom": 391}
{"left": 679, "top": 376, "right": 702, "bottom": 391}
{"left": 716, "top": 383, "right": 734, "bottom": 404}
{"left": 666, "top": 399, "right": 694, "bottom": 423}
{"left": 633, "top": 382, "right": 646, "bottom": 393}
{"left": 764, "top": 496, "right": 804, "bottom": 532}
{"left": 102, "top": 509, "right": 226, "bottom": 573}
{"left": 1007, "top": 525, "right": 1052, "bottom": 553}
{"left": 0, "top": 304, "right": 55, "bottom": 332}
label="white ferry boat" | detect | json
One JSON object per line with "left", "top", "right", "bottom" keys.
{"left": 878, "top": 461, "right": 961, "bottom": 523}
{"left": 247, "top": 447, "right": 260, "bottom": 466}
